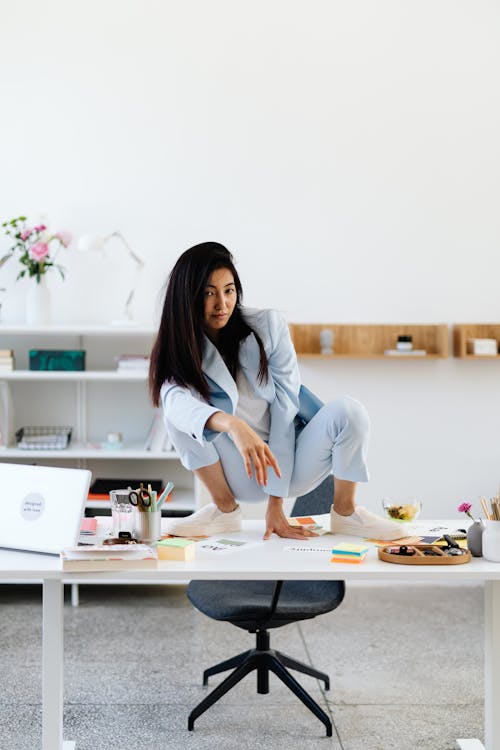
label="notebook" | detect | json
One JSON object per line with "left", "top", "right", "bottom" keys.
{"left": 0, "top": 462, "right": 91, "bottom": 555}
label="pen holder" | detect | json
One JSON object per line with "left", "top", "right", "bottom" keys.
{"left": 482, "top": 520, "right": 500, "bottom": 562}
{"left": 134, "top": 510, "right": 162, "bottom": 545}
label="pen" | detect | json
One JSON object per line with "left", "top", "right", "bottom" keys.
{"left": 480, "top": 496, "right": 491, "bottom": 520}
{"left": 157, "top": 481, "right": 174, "bottom": 510}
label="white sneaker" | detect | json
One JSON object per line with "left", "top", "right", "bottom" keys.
{"left": 165, "top": 503, "right": 242, "bottom": 537}
{"left": 330, "top": 506, "right": 409, "bottom": 540}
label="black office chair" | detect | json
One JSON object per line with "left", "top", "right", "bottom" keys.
{"left": 187, "top": 476, "right": 343, "bottom": 736}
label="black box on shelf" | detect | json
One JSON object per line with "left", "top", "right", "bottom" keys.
{"left": 88, "top": 478, "right": 164, "bottom": 499}
{"left": 29, "top": 349, "right": 86, "bottom": 371}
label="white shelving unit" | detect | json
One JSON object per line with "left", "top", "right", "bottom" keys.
{"left": 0, "top": 324, "right": 197, "bottom": 514}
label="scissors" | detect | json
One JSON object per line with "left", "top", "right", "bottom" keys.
{"left": 128, "top": 483, "right": 153, "bottom": 510}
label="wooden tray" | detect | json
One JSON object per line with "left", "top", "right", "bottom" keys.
{"left": 378, "top": 544, "right": 471, "bottom": 565}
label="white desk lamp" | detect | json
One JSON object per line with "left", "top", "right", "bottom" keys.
{"left": 78, "top": 231, "right": 145, "bottom": 325}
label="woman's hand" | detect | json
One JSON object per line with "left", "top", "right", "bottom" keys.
{"left": 263, "top": 497, "right": 318, "bottom": 540}
{"left": 204, "top": 411, "right": 281, "bottom": 486}
{"left": 227, "top": 417, "right": 281, "bottom": 486}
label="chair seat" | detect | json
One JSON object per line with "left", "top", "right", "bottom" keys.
{"left": 188, "top": 579, "right": 345, "bottom": 631}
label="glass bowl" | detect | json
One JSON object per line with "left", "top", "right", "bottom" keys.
{"left": 382, "top": 498, "right": 421, "bottom": 523}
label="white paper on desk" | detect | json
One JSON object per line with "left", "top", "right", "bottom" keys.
{"left": 283, "top": 546, "right": 333, "bottom": 553}
{"left": 197, "top": 538, "right": 262, "bottom": 554}
{"left": 410, "top": 523, "right": 467, "bottom": 538}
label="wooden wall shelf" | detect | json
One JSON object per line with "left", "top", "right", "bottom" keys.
{"left": 453, "top": 324, "right": 500, "bottom": 358}
{"left": 289, "top": 324, "right": 449, "bottom": 359}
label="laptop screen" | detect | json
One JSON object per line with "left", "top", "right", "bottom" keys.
{"left": 0, "top": 463, "right": 91, "bottom": 554}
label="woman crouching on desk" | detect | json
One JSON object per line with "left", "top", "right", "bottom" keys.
{"left": 149, "top": 242, "right": 403, "bottom": 541}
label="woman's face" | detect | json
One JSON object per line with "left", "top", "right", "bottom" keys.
{"left": 203, "top": 267, "right": 237, "bottom": 341}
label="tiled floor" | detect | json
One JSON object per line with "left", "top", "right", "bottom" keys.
{"left": 0, "top": 582, "right": 483, "bottom": 750}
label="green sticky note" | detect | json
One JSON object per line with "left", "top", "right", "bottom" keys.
{"left": 158, "top": 538, "right": 193, "bottom": 548}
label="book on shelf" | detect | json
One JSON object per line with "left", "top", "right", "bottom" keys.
{"left": 115, "top": 354, "right": 150, "bottom": 372}
{"left": 144, "top": 411, "right": 173, "bottom": 452}
{"left": 61, "top": 543, "right": 156, "bottom": 571}
{"left": 0, "top": 381, "right": 14, "bottom": 449}
{"left": 0, "top": 350, "right": 14, "bottom": 371}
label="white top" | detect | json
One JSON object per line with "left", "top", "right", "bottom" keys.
{"left": 1, "top": 518, "right": 498, "bottom": 582}
{"left": 235, "top": 369, "right": 271, "bottom": 441}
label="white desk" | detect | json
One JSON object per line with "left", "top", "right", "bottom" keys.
{"left": 1, "top": 521, "right": 498, "bottom": 750}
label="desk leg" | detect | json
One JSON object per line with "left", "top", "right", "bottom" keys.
{"left": 456, "top": 581, "right": 500, "bottom": 750}
{"left": 484, "top": 580, "right": 500, "bottom": 750}
{"left": 42, "top": 578, "right": 76, "bottom": 750}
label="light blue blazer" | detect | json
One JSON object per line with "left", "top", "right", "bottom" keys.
{"left": 160, "top": 308, "right": 323, "bottom": 497}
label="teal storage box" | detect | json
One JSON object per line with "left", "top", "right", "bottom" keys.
{"left": 29, "top": 350, "right": 86, "bottom": 371}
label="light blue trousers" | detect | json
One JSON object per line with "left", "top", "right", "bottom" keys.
{"left": 198, "top": 396, "right": 370, "bottom": 501}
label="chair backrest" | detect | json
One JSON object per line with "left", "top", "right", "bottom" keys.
{"left": 290, "top": 475, "right": 334, "bottom": 516}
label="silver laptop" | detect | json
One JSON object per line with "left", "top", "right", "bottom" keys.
{"left": 0, "top": 463, "right": 91, "bottom": 554}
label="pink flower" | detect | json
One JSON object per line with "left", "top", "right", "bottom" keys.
{"left": 458, "top": 502, "right": 475, "bottom": 522}
{"left": 34, "top": 224, "right": 47, "bottom": 232}
{"left": 29, "top": 241, "right": 50, "bottom": 261}
{"left": 53, "top": 230, "right": 72, "bottom": 247}
{"left": 20, "top": 228, "right": 32, "bottom": 241}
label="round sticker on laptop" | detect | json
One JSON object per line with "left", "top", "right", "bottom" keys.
{"left": 21, "top": 493, "right": 45, "bottom": 521}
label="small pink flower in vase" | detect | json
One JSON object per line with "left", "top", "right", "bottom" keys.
{"left": 20, "top": 228, "right": 33, "bottom": 241}
{"left": 29, "top": 241, "right": 50, "bottom": 262}
{"left": 458, "top": 502, "right": 476, "bottom": 522}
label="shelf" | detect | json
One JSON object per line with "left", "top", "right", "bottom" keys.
{"left": 296, "top": 353, "right": 444, "bottom": 360}
{"left": 0, "top": 446, "right": 179, "bottom": 459}
{"left": 0, "top": 325, "right": 198, "bottom": 514}
{"left": 0, "top": 370, "right": 148, "bottom": 381}
{"left": 0, "top": 324, "right": 156, "bottom": 336}
{"left": 453, "top": 324, "right": 500, "bottom": 358}
{"left": 289, "top": 324, "right": 449, "bottom": 358}
{"left": 86, "top": 488, "right": 195, "bottom": 512}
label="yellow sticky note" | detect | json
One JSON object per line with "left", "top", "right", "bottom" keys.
{"left": 157, "top": 538, "right": 196, "bottom": 561}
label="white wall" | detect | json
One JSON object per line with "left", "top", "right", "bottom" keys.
{"left": 1, "top": 0, "right": 499, "bottom": 516}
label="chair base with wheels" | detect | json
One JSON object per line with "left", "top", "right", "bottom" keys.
{"left": 188, "top": 625, "right": 333, "bottom": 736}
{"left": 187, "top": 477, "right": 340, "bottom": 736}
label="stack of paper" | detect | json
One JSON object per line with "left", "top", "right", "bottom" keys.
{"left": 330, "top": 543, "right": 370, "bottom": 564}
{"left": 61, "top": 544, "right": 156, "bottom": 571}
{"left": 115, "top": 354, "right": 150, "bottom": 373}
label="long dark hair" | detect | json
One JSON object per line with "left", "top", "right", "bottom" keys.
{"left": 149, "top": 242, "right": 269, "bottom": 406}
